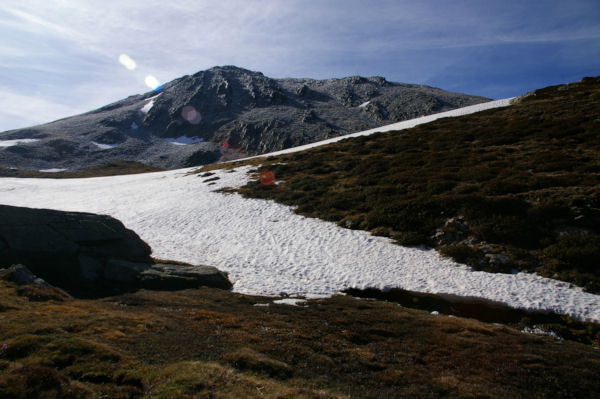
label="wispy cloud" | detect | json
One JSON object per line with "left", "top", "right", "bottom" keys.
{"left": 2, "top": 7, "right": 74, "bottom": 38}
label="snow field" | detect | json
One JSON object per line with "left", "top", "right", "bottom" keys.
{"left": 0, "top": 166, "right": 599, "bottom": 322}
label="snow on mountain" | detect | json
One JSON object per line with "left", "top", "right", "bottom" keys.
{"left": 163, "top": 136, "right": 205, "bottom": 145}
{"left": 0, "top": 138, "right": 40, "bottom": 147}
{"left": 92, "top": 142, "right": 120, "bottom": 150}
{"left": 139, "top": 94, "right": 161, "bottom": 114}
{"left": 1, "top": 99, "right": 598, "bottom": 322}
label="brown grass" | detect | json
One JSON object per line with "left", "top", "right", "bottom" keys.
{"left": 1, "top": 280, "right": 599, "bottom": 398}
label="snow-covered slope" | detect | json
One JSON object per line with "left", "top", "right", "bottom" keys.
{"left": 1, "top": 98, "right": 599, "bottom": 322}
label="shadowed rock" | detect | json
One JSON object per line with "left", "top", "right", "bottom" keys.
{"left": 0, "top": 205, "right": 231, "bottom": 296}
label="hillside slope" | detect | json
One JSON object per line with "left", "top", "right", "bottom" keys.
{"left": 231, "top": 76, "right": 600, "bottom": 293}
{"left": 0, "top": 66, "right": 488, "bottom": 171}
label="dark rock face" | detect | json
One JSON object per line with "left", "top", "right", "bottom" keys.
{"left": 0, "top": 205, "right": 232, "bottom": 296}
{"left": 0, "top": 66, "right": 490, "bottom": 171}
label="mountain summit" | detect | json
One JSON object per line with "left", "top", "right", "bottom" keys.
{"left": 0, "top": 66, "right": 489, "bottom": 170}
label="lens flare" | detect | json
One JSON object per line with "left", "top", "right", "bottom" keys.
{"left": 259, "top": 170, "right": 276, "bottom": 186}
{"left": 181, "top": 105, "right": 202, "bottom": 124}
{"left": 144, "top": 75, "right": 161, "bottom": 91}
{"left": 118, "top": 54, "right": 137, "bottom": 70}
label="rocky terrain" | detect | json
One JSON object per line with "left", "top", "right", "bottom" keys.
{"left": 0, "top": 66, "right": 488, "bottom": 171}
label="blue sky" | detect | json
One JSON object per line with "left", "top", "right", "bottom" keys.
{"left": 1, "top": 0, "right": 599, "bottom": 131}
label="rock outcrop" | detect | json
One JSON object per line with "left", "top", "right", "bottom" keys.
{"left": 0, "top": 205, "right": 232, "bottom": 296}
{"left": 0, "top": 66, "right": 489, "bottom": 171}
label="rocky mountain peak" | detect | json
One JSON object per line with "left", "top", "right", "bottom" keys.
{"left": 0, "top": 66, "right": 490, "bottom": 171}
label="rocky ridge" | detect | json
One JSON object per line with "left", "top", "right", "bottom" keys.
{"left": 0, "top": 66, "right": 489, "bottom": 171}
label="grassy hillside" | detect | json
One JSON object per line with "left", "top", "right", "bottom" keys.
{"left": 223, "top": 76, "right": 600, "bottom": 293}
{"left": 1, "top": 281, "right": 599, "bottom": 398}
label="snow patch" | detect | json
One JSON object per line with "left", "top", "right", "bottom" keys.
{"left": 521, "top": 327, "right": 563, "bottom": 340}
{"left": 273, "top": 298, "right": 307, "bottom": 306}
{"left": 164, "top": 136, "right": 204, "bottom": 145}
{"left": 140, "top": 94, "right": 161, "bottom": 114}
{"left": 92, "top": 142, "right": 119, "bottom": 150}
{"left": 358, "top": 101, "right": 370, "bottom": 108}
{"left": 0, "top": 138, "right": 40, "bottom": 147}
{"left": 140, "top": 100, "right": 154, "bottom": 114}
{"left": 39, "top": 168, "right": 67, "bottom": 173}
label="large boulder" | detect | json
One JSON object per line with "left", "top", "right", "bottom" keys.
{"left": 0, "top": 205, "right": 231, "bottom": 296}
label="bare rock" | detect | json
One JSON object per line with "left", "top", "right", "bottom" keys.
{"left": 104, "top": 259, "right": 152, "bottom": 283}
{"left": 104, "top": 260, "right": 231, "bottom": 290}
{"left": 140, "top": 263, "right": 232, "bottom": 290}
